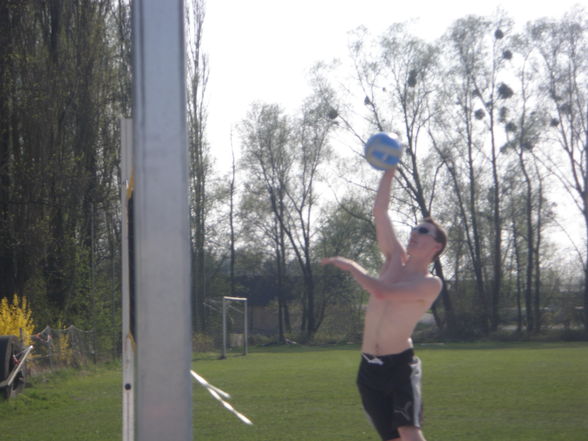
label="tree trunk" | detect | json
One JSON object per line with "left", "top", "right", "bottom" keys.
{"left": 432, "top": 259, "right": 456, "bottom": 335}
{"left": 0, "top": 0, "right": 15, "bottom": 299}
{"left": 585, "top": 222, "right": 588, "bottom": 332}
{"left": 522, "top": 157, "right": 535, "bottom": 333}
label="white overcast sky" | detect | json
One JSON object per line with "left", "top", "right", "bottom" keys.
{"left": 201, "top": 0, "right": 583, "bottom": 157}
{"left": 197, "top": 0, "right": 585, "bottom": 253}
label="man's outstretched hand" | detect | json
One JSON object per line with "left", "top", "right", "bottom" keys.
{"left": 321, "top": 256, "right": 360, "bottom": 273}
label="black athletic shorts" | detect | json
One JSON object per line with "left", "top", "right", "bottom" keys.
{"left": 356, "top": 348, "right": 423, "bottom": 441}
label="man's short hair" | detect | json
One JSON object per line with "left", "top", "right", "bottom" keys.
{"left": 423, "top": 216, "right": 447, "bottom": 261}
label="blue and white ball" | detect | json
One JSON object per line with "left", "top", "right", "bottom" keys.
{"left": 364, "top": 132, "right": 403, "bottom": 170}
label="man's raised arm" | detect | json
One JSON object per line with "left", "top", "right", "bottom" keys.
{"left": 373, "top": 168, "right": 405, "bottom": 261}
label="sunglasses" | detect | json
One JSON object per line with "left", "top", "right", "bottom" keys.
{"left": 412, "top": 225, "right": 436, "bottom": 238}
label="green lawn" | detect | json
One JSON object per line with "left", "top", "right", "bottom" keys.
{"left": 0, "top": 343, "right": 587, "bottom": 441}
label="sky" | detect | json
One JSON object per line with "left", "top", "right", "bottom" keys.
{"left": 201, "top": 0, "right": 583, "bottom": 158}
{"left": 199, "top": 0, "right": 585, "bottom": 252}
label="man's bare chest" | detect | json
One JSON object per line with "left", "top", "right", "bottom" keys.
{"left": 380, "top": 261, "right": 423, "bottom": 284}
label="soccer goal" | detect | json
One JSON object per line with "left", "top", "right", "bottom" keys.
{"left": 221, "top": 296, "right": 248, "bottom": 359}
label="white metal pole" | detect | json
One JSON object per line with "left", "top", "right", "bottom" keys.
{"left": 131, "top": 1, "right": 192, "bottom": 440}
{"left": 221, "top": 298, "right": 227, "bottom": 359}
{"left": 243, "top": 300, "right": 248, "bottom": 356}
{"left": 120, "top": 117, "right": 134, "bottom": 441}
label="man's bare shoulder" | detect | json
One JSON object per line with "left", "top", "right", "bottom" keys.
{"left": 415, "top": 275, "right": 443, "bottom": 298}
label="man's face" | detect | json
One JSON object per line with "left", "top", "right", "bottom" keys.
{"left": 406, "top": 222, "right": 442, "bottom": 259}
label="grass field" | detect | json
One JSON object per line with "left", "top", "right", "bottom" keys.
{"left": 0, "top": 342, "right": 587, "bottom": 441}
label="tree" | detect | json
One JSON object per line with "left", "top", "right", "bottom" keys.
{"left": 316, "top": 195, "right": 379, "bottom": 341}
{"left": 500, "top": 29, "right": 555, "bottom": 332}
{"left": 283, "top": 92, "right": 334, "bottom": 337}
{"left": 528, "top": 10, "right": 588, "bottom": 332}
{"left": 433, "top": 15, "right": 516, "bottom": 334}
{"left": 240, "top": 103, "right": 293, "bottom": 340}
{"left": 0, "top": 1, "right": 131, "bottom": 341}
{"left": 240, "top": 97, "right": 334, "bottom": 340}
{"left": 186, "top": 0, "right": 211, "bottom": 333}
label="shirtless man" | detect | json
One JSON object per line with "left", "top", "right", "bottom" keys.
{"left": 321, "top": 168, "right": 446, "bottom": 441}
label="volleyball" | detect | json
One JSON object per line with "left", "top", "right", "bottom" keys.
{"left": 365, "top": 133, "right": 403, "bottom": 170}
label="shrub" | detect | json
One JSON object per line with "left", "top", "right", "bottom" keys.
{"left": 0, "top": 294, "right": 35, "bottom": 344}
{"left": 192, "top": 333, "right": 215, "bottom": 353}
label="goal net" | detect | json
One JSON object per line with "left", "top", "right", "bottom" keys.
{"left": 221, "top": 297, "right": 248, "bottom": 359}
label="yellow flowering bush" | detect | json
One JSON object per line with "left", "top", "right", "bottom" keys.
{"left": 0, "top": 294, "right": 35, "bottom": 345}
